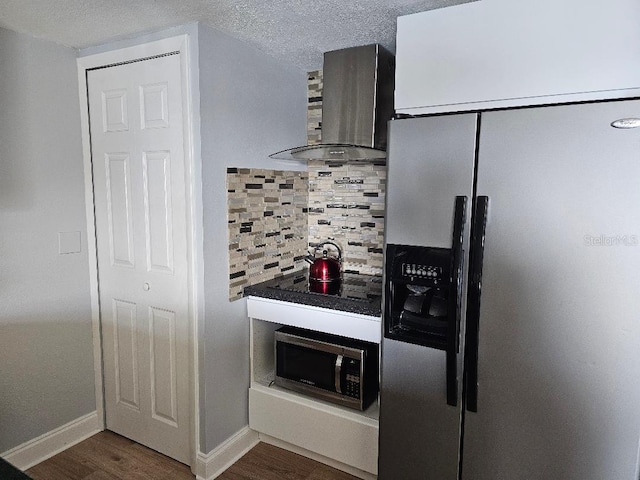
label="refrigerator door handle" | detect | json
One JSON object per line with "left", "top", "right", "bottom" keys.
{"left": 464, "top": 195, "right": 489, "bottom": 412}
{"left": 447, "top": 195, "right": 468, "bottom": 407}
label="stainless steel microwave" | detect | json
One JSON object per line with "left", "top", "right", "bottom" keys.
{"left": 274, "top": 326, "right": 379, "bottom": 411}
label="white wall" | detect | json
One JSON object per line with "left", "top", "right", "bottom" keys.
{"left": 197, "top": 23, "right": 307, "bottom": 452}
{"left": 0, "top": 27, "right": 95, "bottom": 453}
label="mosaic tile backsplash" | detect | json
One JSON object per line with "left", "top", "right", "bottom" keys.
{"left": 307, "top": 70, "right": 322, "bottom": 146}
{"left": 227, "top": 69, "right": 386, "bottom": 300}
{"left": 227, "top": 168, "right": 309, "bottom": 300}
{"left": 307, "top": 160, "right": 386, "bottom": 277}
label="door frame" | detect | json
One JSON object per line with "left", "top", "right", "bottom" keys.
{"left": 76, "top": 34, "right": 202, "bottom": 467}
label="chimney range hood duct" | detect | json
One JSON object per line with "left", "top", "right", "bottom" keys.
{"left": 270, "top": 44, "right": 395, "bottom": 161}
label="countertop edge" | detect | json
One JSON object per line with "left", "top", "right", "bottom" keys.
{"left": 246, "top": 295, "right": 381, "bottom": 321}
{"left": 243, "top": 287, "right": 382, "bottom": 317}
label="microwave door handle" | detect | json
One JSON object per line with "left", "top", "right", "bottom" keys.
{"left": 335, "top": 354, "right": 343, "bottom": 394}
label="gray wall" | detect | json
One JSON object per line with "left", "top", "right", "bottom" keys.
{"left": 80, "top": 22, "right": 307, "bottom": 454}
{"left": 0, "top": 27, "right": 95, "bottom": 453}
{"left": 198, "top": 24, "right": 307, "bottom": 452}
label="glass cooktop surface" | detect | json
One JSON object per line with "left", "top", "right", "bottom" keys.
{"left": 258, "top": 270, "right": 382, "bottom": 302}
{"left": 244, "top": 269, "right": 383, "bottom": 316}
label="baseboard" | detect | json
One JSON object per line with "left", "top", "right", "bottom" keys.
{"left": 258, "top": 433, "right": 378, "bottom": 480}
{"left": 1, "top": 412, "right": 102, "bottom": 471}
{"left": 194, "top": 426, "right": 259, "bottom": 480}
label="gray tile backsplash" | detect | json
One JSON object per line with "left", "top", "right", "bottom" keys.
{"left": 227, "top": 168, "right": 309, "bottom": 301}
{"left": 307, "top": 70, "right": 322, "bottom": 146}
{"left": 307, "top": 160, "right": 386, "bottom": 276}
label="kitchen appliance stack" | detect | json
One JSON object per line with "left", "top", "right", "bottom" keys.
{"left": 378, "top": 100, "right": 640, "bottom": 479}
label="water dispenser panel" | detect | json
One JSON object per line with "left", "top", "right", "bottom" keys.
{"left": 401, "top": 263, "right": 444, "bottom": 284}
{"left": 384, "top": 244, "right": 453, "bottom": 350}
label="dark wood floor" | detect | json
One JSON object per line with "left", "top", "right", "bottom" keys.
{"left": 25, "top": 431, "right": 359, "bottom": 480}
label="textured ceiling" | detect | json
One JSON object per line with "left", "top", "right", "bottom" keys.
{"left": 0, "top": 0, "right": 472, "bottom": 70}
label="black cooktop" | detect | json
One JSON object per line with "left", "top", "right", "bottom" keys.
{"left": 243, "top": 270, "right": 383, "bottom": 316}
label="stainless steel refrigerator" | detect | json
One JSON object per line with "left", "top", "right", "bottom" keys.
{"left": 378, "top": 99, "right": 640, "bottom": 480}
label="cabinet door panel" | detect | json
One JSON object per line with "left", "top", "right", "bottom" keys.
{"left": 395, "top": 0, "right": 640, "bottom": 114}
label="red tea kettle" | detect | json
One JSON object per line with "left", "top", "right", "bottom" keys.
{"left": 306, "top": 241, "right": 342, "bottom": 282}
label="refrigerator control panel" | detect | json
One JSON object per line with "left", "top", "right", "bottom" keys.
{"left": 401, "top": 263, "right": 444, "bottom": 283}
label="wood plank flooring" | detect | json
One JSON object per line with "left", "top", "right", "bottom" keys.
{"left": 26, "top": 431, "right": 193, "bottom": 480}
{"left": 218, "top": 442, "right": 358, "bottom": 480}
{"left": 25, "top": 431, "right": 359, "bottom": 480}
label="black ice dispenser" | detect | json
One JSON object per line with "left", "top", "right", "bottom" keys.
{"left": 383, "top": 196, "right": 467, "bottom": 406}
{"left": 385, "top": 245, "right": 451, "bottom": 344}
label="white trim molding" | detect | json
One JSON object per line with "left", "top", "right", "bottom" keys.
{"left": 1, "top": 412, "right": 102, "bottom": 471}
{"left": 76, "top": 32, "right": 202, "bottom": 468}
{"left": 194, "top": 427, "right": 259, "bottom": 480}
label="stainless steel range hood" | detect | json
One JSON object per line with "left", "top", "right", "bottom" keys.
{"left": 270, "top": 44, "right": 395, "bottom": 161}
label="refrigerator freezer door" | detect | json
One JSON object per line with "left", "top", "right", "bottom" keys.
{"left": 379, "top": 114, "right": 477, "bottom": 479}
{"left": 384, "top": 114, "right": 478, "bottom": 248}
{"left": 462, "top": 100, "right": 640, "bottom": 479}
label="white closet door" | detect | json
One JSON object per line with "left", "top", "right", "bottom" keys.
{"left": 88, "top": 53, "right": 190, "bottom": 464}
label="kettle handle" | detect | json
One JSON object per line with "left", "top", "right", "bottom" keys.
{"left": 318, "top": 241, "right": 342, "bottom": 261}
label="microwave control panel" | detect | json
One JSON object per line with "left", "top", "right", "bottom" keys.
{"left": 343, "top": 357, "right": 361, "bottom": 399}
{"left": 345, "top": 373, "right": 361, "bottom": 399}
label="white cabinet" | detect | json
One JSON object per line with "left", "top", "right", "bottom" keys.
{"left": 395, "top": 0, "right": 640, "bottom": 115}
{"left": 247, "top": 297, "right": 380, "bottom": 478}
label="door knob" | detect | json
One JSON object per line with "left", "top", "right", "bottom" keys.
{"left": 143, "top": 282, "right": 150, "bottom": 291}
